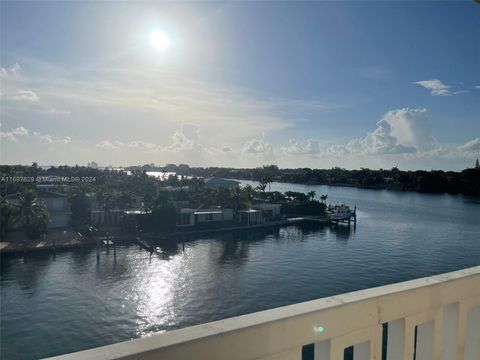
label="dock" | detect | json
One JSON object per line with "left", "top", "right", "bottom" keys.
{"left": 174, "top": 216, "right": 330, "bottom": 236}
{"left": 135, "top": 236, "right": 154, "bottom": 253}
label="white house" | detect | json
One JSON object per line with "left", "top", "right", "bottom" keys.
{"left": 204, "top": 177, "right": 240, "bottom": 190}
{"left": 177, "top": 208, "right": 234, "bottom": 227}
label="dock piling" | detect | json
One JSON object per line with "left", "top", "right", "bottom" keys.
{"left": 96, "top": 237, "right": 100, "bottom": 261}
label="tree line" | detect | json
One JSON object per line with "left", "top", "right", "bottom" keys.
{"left": 132, "top": 164, "right": 480, "bottom": 196}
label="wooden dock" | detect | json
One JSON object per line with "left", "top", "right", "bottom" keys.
{"left": 135, "top": 236, "right": 154, "bottom": 253}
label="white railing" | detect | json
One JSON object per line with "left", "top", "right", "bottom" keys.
{"left": 46, "top": 266, "right": 480, "bottom": 360}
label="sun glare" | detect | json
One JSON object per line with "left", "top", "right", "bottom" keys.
{"left": 149, "top": 30, "right": 171, "bottom": 51}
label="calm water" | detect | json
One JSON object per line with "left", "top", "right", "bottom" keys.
{"left": 1, "top": 183, "right": 480, "bottom": 359}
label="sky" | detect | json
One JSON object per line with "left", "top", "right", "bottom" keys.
{"left": 1, "top": 1, "right": 479, "bottom": 170}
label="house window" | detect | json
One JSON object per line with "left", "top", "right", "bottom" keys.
{"left": 181, "top": 214, "right": 190, "bottom": 225}
{"left": 50, "top": 198, "right": 64, "bottom": 211}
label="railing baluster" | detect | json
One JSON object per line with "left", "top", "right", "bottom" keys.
{"left": 433, "top": 309, "right": 444, "bottom": 360}
{"left": 314, "top": 340, "right": 330, "bottom": 360}
{"left": 329, "top": 326, "right": 382, "bottom": 360}
{"left": 403, "top": 318, "right": 416, "bottom": 360}
{"left": 354, "top": 342, "right": 370, "bottom": 360}
{"left": 387, "top": 319, "right": 405, "bottom": 360}
{"left": 441, "top": 303, "right": 459, "bottom": 360}
{"left": 416, "top": 321, "right": 434, "bottom": 360}
{"left": 456, "top": 297, "right": 480, "bottom": 360}
{"left": 463, "top": 306, "right": 480, "bottom": 360}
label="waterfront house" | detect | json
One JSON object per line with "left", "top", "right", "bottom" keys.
{"left": 204, "top": 177, "right": 240, "bottom": 190}
{"left": 5, "top": 190, "right": 71, "bottom": 228}
{"left": 253, "top": 203, "right": 282, "bottom": 220}
{"left": 238, "top": 209, "right": 264, "bottom": 225}
{"left": 177, "top": 207, "right": 234, "bottom": 228}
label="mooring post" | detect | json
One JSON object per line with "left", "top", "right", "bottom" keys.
{"left": 51, "top": 232, "right": 56, "bottom": 256}
{"left": 96, "top": 236, "right": 100, "bottom": 261}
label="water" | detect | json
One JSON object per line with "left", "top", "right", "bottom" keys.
{"left": 1, "top": 182, "right": 479, "bottom": 359}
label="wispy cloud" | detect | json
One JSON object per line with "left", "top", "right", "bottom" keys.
{"left": 413, "top": 79, "right": 451, "bottom": 96}
{"left": 1, "top": 126, "right": 70, "bottom": 144}
{"left": 456, "top": 137, "right": 480, "bottom": 156}
{"left": 283, "top": 139, "right": 323, "bottom": 155}
{"left": 0, "top": 63, "right": 22, "bottom": 77}
{"left": 413, "top": 79, "right": 470, "bottom": 96}
{"left": 0, "top": 126, "right": 29, "bottom": 142}
{"left": 33, "top": 132, "right": 71, "bottom": 144}
{"left": 10, "top": 89, "right": 40, "bottom": 102}
{"left": 96, "top": 140, "right": 123, "bottom": 151}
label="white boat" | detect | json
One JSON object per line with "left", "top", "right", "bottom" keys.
{"left": 327, "top": 204, "right": 354, "bottom": 221}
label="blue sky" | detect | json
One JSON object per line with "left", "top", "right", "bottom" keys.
{"left": 1, "top": 1, "right": 479, "bottom": 170}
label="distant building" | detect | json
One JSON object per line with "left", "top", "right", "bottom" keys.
{"left": 87, "top": 161, "right": 98, "bottom": 169}
{"left": 5, "top": 190, "right": 71, "bottom": 228}
{"left": 476, "top": 159, "right": 479, "bottom": 169}
{"left": 204, "top": 177, "right": 240, "bottom": 190}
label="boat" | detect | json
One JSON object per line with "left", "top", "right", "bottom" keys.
{"left": 327, "top": 204, "right": 354, "bottom": 221}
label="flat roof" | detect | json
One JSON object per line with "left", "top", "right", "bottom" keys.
{"left": 194, "top": 211, "right": 223, "bottom": 215}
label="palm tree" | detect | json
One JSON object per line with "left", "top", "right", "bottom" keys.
{"left": 0, "top": 196, "right": 14, "bottom": 240}
{"left": 14, "top": 189, "right": 49, "bottom": 239}
{"left": 320, "top": 194, "right": 328, "bottom": 203}
{"left": 256, "top": 181, "right": 267, "bottom": 192}
{"left": 307, "top": 190, "right": 316, "bottom": 201}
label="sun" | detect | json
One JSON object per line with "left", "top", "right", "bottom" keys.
{"left": 149, "top": 30, "right": 171, "bottom": 51}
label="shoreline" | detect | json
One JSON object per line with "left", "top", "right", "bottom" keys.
{"left": 0, "top": 216, "right": 332, "bottom": 255}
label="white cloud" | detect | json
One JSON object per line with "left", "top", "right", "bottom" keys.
{"left": 128, "top": 140, "right": 156, "bottom": 149}
{"left": 10, "top": 89, "right": 40, "bottom": 102}
{"left": 326, "top": 108, "right": 438, "bottom": 156}
{"left": 11, "top": 126, "right": 29, "bottom": 136}
{"left": 283, "top": 139, "right": 322, "bottom": 155}
{"left": 475, "top": 85, "right": 480, "bottom": 89}
{"left": 0, "top": 63, "right": 22, "bottom": 77}
{"left": 33, "top": 132, "right": 71, "bottom": 144}
{"left": 243, "top": 138, "right": 273, "bottom": 156}
{"left": 96, "top": 140, "right": 122, "bottom": 151}
{"left": 413, "top": 79, "right": 451, "bottom": 96}
{"left": 0, "top": 126, "right": 71, "bottom": 144}
{"left": 165, "top": 123, "right": 200, "bottom": 152}
{"left": 413, "top": 79, "right": 470, "bottom": 96}
{"left": 456, "top": 138, "right": 480, "bottom": 156}
{"left": 0, "top": 126, "right": 30, "bottom": 142}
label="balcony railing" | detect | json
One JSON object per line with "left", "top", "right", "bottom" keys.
{"left": 46, "top": 266, "right": 480, "bottom": 360}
